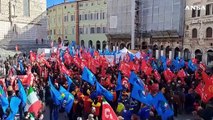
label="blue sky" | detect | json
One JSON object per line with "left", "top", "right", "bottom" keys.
{"left": 47, "top": 0, "right": 74, "bottom": 8}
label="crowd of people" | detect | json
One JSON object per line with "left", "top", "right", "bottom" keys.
{"left": 0, "top": 46, "right": 213, "bottom": 120}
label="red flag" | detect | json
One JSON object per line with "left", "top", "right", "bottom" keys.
{"left": 163, "top": 68, "right": 175, "bottom": 83}
{"left": 18, "top": 73, "right": 34, "bottom": 86}
{"left": 199, "top": 63, "right": 206, "bottom": 71}
{"left": 177, "top": 69, "right": 186, "bottom": 78}
{"left": 60, "top": 63, "right": 71, "bottom": 76}
{"left": 119, "top": 62, "right": 130, "bottom": 77}
{"left": 141, "top": 60, "right": 152, "bottom": 76}
{"left": 201, "top": 71, "right": 210, "bottom": 83}
{"left": 195, "top": 79, "right": 213, "bottom": 103}
{"left": 154, "top": 70, "right": 161, "bottom": 82}
{"left": 192, "top": 58, "right": 197, "bottom": 64}
{"left": 102, "top": 100, "right": 118, "bottom": 120}
{"left": 64, "top": 51, "right": 72, "bottom": 65}
{"left": 30, "top": 51, "right": 36, "bottom": 63}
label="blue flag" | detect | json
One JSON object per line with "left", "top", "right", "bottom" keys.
{"left": 129, "top": 71, "right": 144, "bottom": 85}
{"left": 151, "top": 92, "right": 174, "bottom": 120}
{"left": 160, "top": 56, "right": 167, "bottom": 71}
{"left": 68, "top": 44, "right": 74, "bottom": 56}
{"left": 6, "top": 96, "right": 21, "bottom": 120}
{"left": 71, "top": 41, "right": 76, "bottom": 47}
{"left": 96, "top": 82, "right": 113, "bottom": 101}
{"left": 17, "top": 80, "right": 27, "bottom": 107}
{"left": 131, "top": 80, "right": 152, "bottom": 106}
{"left": 116, "top": 72, "right": 123, "bottom": 91}
{"left": 60, "top": 49, "right": 65, "bottom": 62}
{"left": 59, "top": 86, "right": 74, "bottom": 113}
{"left": 129, "top": 53, "right": 134, "bottom": 61}
{"left": 48, "top": 77, "right": 62, "bottom": 105}
{"left": 151, "top": 61, "right": 158, "bottom": 70}
{"left": 82, "top": 67, "right": 97, "bottom": 85}
{"left": 179, "top": 58, "right": 185, "bottom": 68}
{"left": 19, "top": 60, "right": 25, "bottom": 74}
{"left": 64, "top": 74, "right": 73, "bottom": 91}
{"left": 188, "top": 60, "right": 197, "bottom": 72}
{"left": 0, "top": 86, "right": 9, "bottom": 113}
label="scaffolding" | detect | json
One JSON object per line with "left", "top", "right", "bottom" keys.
{"left": 141, "top": 0, "right": 185, "bottom": 38}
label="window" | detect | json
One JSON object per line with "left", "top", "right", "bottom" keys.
{"left": 54, "top": 29, "right": 56, "bottom": 35}
{"left": 197, "top": 10, "right": 200, "bottom": 17}
{"left": 91, "top": 3, "right": 93, "bottom": 6}
{"left": 94, "top": 13, "right": 96, "bottom": 20}
{"left": 206, "top": 4, "right": 213, "bottom": 15}
{"left": 103, "top": 27, "right": 106, "bottom": 33}
{"left": 72, "top": 27, "right": 75, "bottom": 34}
{"left": 79, "top": 15, "right": 82, "bottom": 20}
{"left": 81, "top": 14, "right": 85, "bottom": 20}
{"left": 90, "top": 13, "right": 93, "bottom": 20}
{"left": 65, "top": 28, "right": 68, "bottom": 34}
{"left": 192, "top": 9, "right": 196, "bottom": 17}
{"left": 97, "top": 13, "right": 99, "bottom": 20}
{"left": 85, "top": 28, "right": 88, "bottom": 34}
{"left": 80, "top": 28, "right": 84, "bottom": 34}
{"left": 100, "top": 12, "right": 103, "bottom": 19}
{"left": 23, "top": 0, "right": 30, "bottom": 16}
{"left": 90, "top": 27, "right": 95, "bottom": 34}
{"left": 64, "top": 16, "right": 66, "bottom": 22}
{"left": 97, "top": 27, "right": 101, "bottom": 33}
{"left": 192, "top": 28, "right": 198, "bottom": 38}
{"left": 206, "top": 4, "right": 211, "bottom": 15}
{"left": 85, "top": 14, "right": 87, "bottom": 20}
{"left": 206, "top": 27, "right": 213, "bottom": 38}
{"left": 87, "top": 14, "right": 90, "bottom": 20}
{"left": 79, "top": 3, "right": 83, "bottom": 7}
{"left": 71, "top": 15, "right": 75, "bottom": 21}
{"left": 103, "top": 12, "right": 105, "bottom": 19}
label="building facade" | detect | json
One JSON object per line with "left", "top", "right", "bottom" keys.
{"left": 0, "top": 0, "right": 47, "bottom": 45}
{"left": 106, "top": 0, "right": 185, "bottom": 59}
{"left": 47, "top": 0, "right": 108, "bottom": 50}
{"left": 184, "top": 0, "right": 213, "bottom": 66}
{"left": 142, "top": 0, "right": 185, "bottom": 60}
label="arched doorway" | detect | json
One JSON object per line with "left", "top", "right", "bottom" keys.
{"left": 142, "top": 42, "right": 147, "bottom": 50}
{"left": 88, "top": 40, "right": 93, "bottom": 48}
{"left": 160, "top": 45, "right": 164, "bottom": 56}
{"left": 207, "top": 50, "right": 213, "bottom": 66}
{"left": 110, "top": 43, "right": 114, "bottom": 51}
{"left": 120, "top": 43, "right": 125, "bottom": 49}
{"left": 174, "top": 47, "right": 180, "bottom": 59}
{"left": 184, "top": 49, "right": 190, "bottom": 61}
{"left": 102, "top": 41, "right": 106, "bottom": 50}
{"left": 165, "top": 46, "right": 171, "bottom": 59}
{"left": 81, "top": 40, "right": 85, "bottom": 48}
{"left": 127, "top": 43, "right": 131, "bottom": 49}
{"left": 153, "top": 45, "right": 158, "bottom": 58}
{"left": 96, "top": 41, "right": 101, "bottom": 50}
{"left": 195, "top": 49, "right": 202, "bottom": 62}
